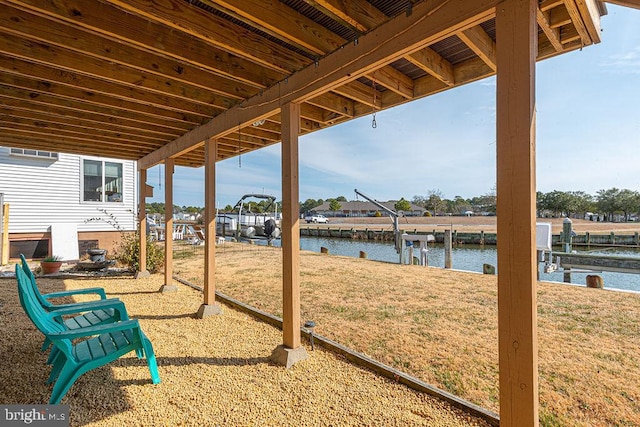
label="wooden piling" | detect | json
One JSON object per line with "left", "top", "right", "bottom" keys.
{"left": 444, "top": 229, "right": 452, "bottom": 269}
{"left": 586, "top": 275, "right": 604, "bottom": 289}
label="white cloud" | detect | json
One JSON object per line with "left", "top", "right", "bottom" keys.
{"left": 600, "top": 45, "right": 640, "bottom": 74}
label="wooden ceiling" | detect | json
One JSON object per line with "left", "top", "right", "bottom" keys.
{"left": 0, "top": 0, "right": 607, "bottom": 168}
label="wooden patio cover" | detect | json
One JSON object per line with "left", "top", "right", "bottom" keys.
{"left": 2, "top": 0, "right": 638, "bottom": 425}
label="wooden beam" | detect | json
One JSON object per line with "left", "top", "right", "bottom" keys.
{"left": 4, "top": 0, "right": 283, "bottom": 88}
{"left": 368, "top": 66, "right": 414, "bottom": 99}
{"left": 0, "top": 116, "right": 167, "bottom": 145}
{"left": 139, "top": 0, "right": 499, "bottom": 168}
{"left": 138, "top": 168, "right": 148, "bottom": 275}
{"left": 541, "top": 0, "right": 565, "bottom": 11}
{"left": 562, "top": 0, "right": 592, "bottom": 45}
{"left": 107, "top": 0, "right": 310, "bottom": 73}
{"left": 331, "top": 81, "right": 381, "bottom": 108}
{"left": 457, "top": 25, "right": 497, "bottom": 72}
{"left": 0, "top": 126, "right": 163, "bottom": 154}
{"left": 549, "top": 6, "right": 572, "bottom": 28}
{"left": 200, "top": 0, "right": 344, "bottom": 55}
{"left": 0, "top": 56, "right": 211, "bottom": 124}
{"left": 1, "top": 203, "right": 8, "bottom": 265}
{"left": 0, "top": 33, "right": 231, "bottom": 111}
{"left": 407, "top": 47, "right": 455, "bottom": 86}
{"left": 302, "top": 0, "right": 387, "bottom": 32}
{"left": 0, "top": 4, "right": 256, "bottom": 101}
{"left": 0, "top": 81, "right": 197, "bottom": 132}
{"left": 204, "top": 139, "right": 216, "bottom": 306}
{"left": 0, "top": 93, "right": 189, "bottom": 136}
{"left": 307, "top": 92, "right": 355, "bottom": 117}
{"left": 281, "top": 102, "right": 301, "bottom": 350}
{"left": 0, "top": 105, "right": 177, "bottom": 140}
{"left": 161, "top": 158, "right": 177, "bottom": 292}
{"left": 537, "top": 7, "right": 563, "bottom": 52}
{"left": 575, "top": 0, "right": 603, "bottom": 43}
{"left": 496, "top": 0, "right": 538, "bottom": 425}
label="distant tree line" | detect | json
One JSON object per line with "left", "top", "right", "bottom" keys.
{"left": 536, "top": 188, "right": 640, "bottom": 221}
{"left": 147, "top": 187, "right": 640, "bottom": 222}
{"left": 412, "top": 188, "right": 497, "bottom": 216}
{"left": 145, "top": 203, "right": 204, "bottom": 216}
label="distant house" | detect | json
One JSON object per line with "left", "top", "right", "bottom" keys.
{"left": 0, "top": 146, "right": 137, "bottom": 260}
{"left": 310, "top": 200, "right": 425, "bottom": 217}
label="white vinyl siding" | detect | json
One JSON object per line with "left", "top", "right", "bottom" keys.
{"left": 0, "top": 147, "right": 137, "bottom": 233}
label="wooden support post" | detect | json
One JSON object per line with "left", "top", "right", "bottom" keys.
{"left": 496, "top": 1, "right": 538, "bottom": 426}
{"left": 160, "top": 158, "right": 178, "bottom": 293}
{"left": 444, "top": 229, "right": 452, "bottom": 269}
{"left": 563, "top": 218, "right": 573, "bottom": 283}
{"left": 135, "top": 169, "right": 150, "bottom": 279}
{"left": 271, "top": 102, "right": 308, "bottom": 368}
{"left": 1, "top": 203, "right": 9, "bottom": 265}
{"left": 197, "top": 139, "right": 222, "bottom": 318}
{"left": 563, "top": 218, "right": 573, "bottom": 253}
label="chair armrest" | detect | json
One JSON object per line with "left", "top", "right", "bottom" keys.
{"left": 46, "top": 297, "right": 122, "bottom": 311}
{"left": 49, "top": 319, "right": 140, "bottom": 340}
{"left": 44, "top": 287, "right": 107, "bottom": 300}
{"left": 49, "top": 299, "right": 129, "bottom": 320}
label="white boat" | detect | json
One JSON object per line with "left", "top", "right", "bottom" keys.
{"left": 216, "top": 194, "right": 281, "bottom": 241}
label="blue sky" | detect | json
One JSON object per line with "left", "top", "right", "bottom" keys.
{"left": 148, "top": 5, "right": 640, "bottom": 209}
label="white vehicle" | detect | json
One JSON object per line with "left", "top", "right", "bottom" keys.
{"left": 305, "top": 214, "right": 328, "bottom": 223}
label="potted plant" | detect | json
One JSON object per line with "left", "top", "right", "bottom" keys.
{"left": 41, "top": 255, "right": 63, "bottom": 275}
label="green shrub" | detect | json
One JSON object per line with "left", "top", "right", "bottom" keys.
{"left": 374, "top": 211, "right": 382, "bottom": 217}
{"left": 86, "top": 208, "right": 164, "bottom": 273}
{"left": 115, "top": 231, "right": 164, "bottom": 273}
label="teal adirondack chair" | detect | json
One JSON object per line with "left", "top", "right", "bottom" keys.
{"left": 20, "top": 254, "right": 109, "bottom": 307}
{"left": 15, "top": 264, "right": 160, "bottom": 404}
{"left": 20, "top": 254, "right": 129, "bottom": 352}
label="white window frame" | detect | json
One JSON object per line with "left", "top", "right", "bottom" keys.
{"left": 80, "top": 158, "right": 124, "bottom": 204}
{"left": 10, "top": 148, "right": 58, "bottom": 159}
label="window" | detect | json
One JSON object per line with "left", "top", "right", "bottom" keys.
{"left": 10, "top": 148, "right": 58, "bottom": 159}
{"left": 82, "top": 159, "right": 123, "bottom": 203}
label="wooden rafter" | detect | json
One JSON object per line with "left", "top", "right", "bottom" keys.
{"left": 0, "top": 0, "right": 605, "bottom": 168}
{"left": 537, "top": 7, "right": 564, "bottom": 52}
{"left": 406, "top": 47, "right": 456, "bottom": 87}
{"left": 457, "top": 26, "right": 497, "bottom": 72}
{"left": 139, "top": 0, "right": 500, "bottom": 168}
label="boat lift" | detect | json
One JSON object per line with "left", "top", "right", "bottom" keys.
{"left": 354, "top": 189, "right": 434, "bottom": 266}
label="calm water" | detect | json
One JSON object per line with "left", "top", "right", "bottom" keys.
{"left": 295, "top": 236, "right": 640, "bottom": 293}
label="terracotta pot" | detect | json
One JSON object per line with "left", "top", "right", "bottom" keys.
{"left": 41, "top": 261, "right": 62, "bottom": 275}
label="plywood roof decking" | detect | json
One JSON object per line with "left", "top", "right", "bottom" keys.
{"left": 0, "top": 0, "right": 606, "bottom": 167}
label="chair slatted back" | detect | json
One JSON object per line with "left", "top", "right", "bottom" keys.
{"left": 19, "top": 254, "right": 54, "bottom": 309}
{"left": 15, "top": 265, "right": 71, "bottom": 354}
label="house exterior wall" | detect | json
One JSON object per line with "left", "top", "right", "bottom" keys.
{"left": 0, "top": 147, "right": 137, "bottom": 258}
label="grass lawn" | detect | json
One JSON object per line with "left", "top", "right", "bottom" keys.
{"left": 175, "top": 242, "right": 640, "bottom": 426}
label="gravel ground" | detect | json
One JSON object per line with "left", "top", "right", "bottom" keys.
{"left": 0, "top": 274, "right": 491, "bottom": 427}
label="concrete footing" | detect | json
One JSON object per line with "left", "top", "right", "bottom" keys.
{"left": 196, "top": 303, "right": 223, "bottom": 318}
{"left": 159, "top": 284, "right": 178, "bottom": 293}
{"left": 134, "top": 270, "right": 151, "bottom": 279}
{"left": 270, "top": 345, "right": 308, "bottom": 369}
